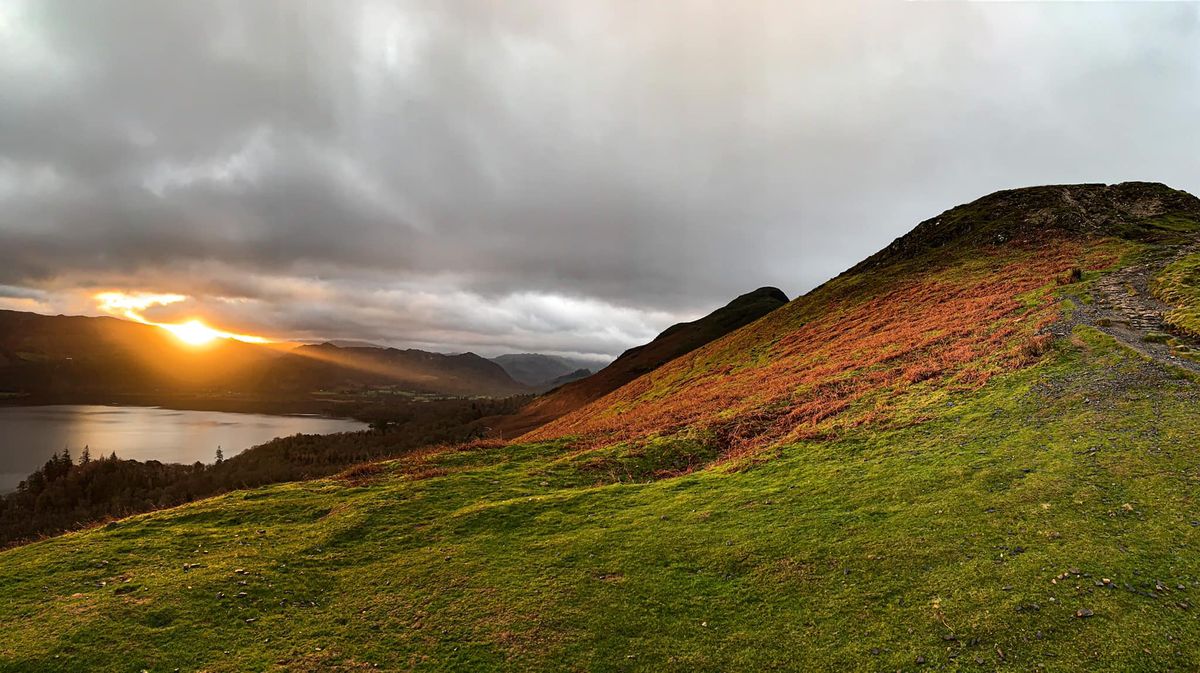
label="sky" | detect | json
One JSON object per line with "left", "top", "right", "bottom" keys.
{"left": 1, "top": 1, "right": 1199, "bottom": 359}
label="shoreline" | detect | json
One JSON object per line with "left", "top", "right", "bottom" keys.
{"left": 0, "top": 393, "right": 379, "bottom": 422}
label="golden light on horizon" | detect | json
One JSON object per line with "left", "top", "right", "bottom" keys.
{"left": 93, "top": 291, "right": 271, "bottom": 346}
{"left": 160, "top": 319, "right": 227, "bottom": 346}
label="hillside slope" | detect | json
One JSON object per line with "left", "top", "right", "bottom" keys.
{"left": 7, "top": 183, "right": 1200, "bottom": 671}
{"left": 491, "top": 286, "right": 789, "bottom": 436}
{"left": 525, "top": 182, "right": 1200, "bottom": 454}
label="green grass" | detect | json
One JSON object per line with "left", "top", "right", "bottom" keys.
{"left": 1100, "top": 214, "right": 1200, "bottom": 244}
{"left": 1143, "top": 214, "right": 1200, "bottom": 237}
{"left": 3, "top": 326, "right": 1200, "bottom": 671}
{"left": 1153, "top": 252, "right": 1200, "bottom": 337}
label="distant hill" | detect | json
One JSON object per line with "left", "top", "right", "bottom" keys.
{"left": 0, "top": 311, "right": 528, "bottom": 400}
{"left": 274, "top": 343, "right": 528, "bottom": 397}
{"left": 315, "top": 339, "right": 386, "bottom": 349}
{"left": 489, "top": 286, "right": 789, "bottom": 436}
{"left": 541, "top": 367, "right": 593, "bottom": 390}
{"left": 490, "top": 353, "right": 598, "bottom": 390}
{"left": 0, "top": 310, "right": 281, "bottom": 397}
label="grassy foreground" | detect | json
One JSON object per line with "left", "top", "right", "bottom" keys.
{"left": 2, "top": 325, "right": 1200, "bottom": 672}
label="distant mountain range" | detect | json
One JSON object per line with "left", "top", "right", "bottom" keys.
{"left": 489, "top": 353, "right": 601, "bottom": 390}
{"left": 0, "top": 310, "right": 530, "bottom": 400}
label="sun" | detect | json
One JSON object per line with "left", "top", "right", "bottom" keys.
{"left": 161, "top": 319, "right": 222, "bottom": 346}
{"left": 158, "top": 318, "right": 272, "bottom": 346}
{"left": 92, "top": 291, "right": 273, "bottom": 346}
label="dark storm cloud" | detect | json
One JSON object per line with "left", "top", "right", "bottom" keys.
{"left": 1, "top": 1, "right": 1199, "bottom": 356}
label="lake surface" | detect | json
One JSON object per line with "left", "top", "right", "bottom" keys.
{"left": 0, "top": 405, "right": 365, "bottom": 492}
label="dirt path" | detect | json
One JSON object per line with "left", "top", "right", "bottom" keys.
{"left": 1050, "top": 242, "right": 1200, "bottom": 374}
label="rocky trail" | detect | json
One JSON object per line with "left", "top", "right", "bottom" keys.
{"left": 1052, "top": 242, "right": 1200, "bottom": 375}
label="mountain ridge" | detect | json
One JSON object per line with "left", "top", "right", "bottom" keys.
{"left": 850, "top": 181, "right": 1200, "bottom": 274}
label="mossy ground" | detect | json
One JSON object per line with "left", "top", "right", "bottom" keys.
{"left": 3, "top": 323, "right": 1200, "bottom": 672}
{"left": 1153, "top": 252, "right": 1200, "bottom": 338}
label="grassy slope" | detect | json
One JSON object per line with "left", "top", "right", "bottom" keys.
{"left": 524, "top": 237, "right": 1117, "bottom": 457}
{"left": 1154, "top": 252, "right": 1200, "bottom": 338}
{"left": 5, "top": 321, "right": 1200, "bottom": 671}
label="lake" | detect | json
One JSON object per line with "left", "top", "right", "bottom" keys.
{"left": 0, "top": 405, "right": 365, "bottom": 492}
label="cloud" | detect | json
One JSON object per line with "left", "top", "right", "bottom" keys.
{"left": 0, "top": 0, "right": 1198, "bottom": 355}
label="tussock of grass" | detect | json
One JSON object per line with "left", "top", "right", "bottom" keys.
{"left": 567, "top": 433, "right": 721, "bottom": 484}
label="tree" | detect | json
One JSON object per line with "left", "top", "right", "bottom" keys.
{"left": 80, "top": 445, "right": 91, "bottom": 465}
{"left": 215, "top": 447, "right": 224, "bottom": 464}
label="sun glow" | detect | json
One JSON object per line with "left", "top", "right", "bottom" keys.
{"left": 159, "top": 319, "right": 224, "bottom": 346}
{"left": 93, "top": 291, "right": 270, "bottom": 346}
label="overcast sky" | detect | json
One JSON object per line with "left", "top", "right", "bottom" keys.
{"left": 1, "top": 1, "right": 1198, "bottom": 358}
